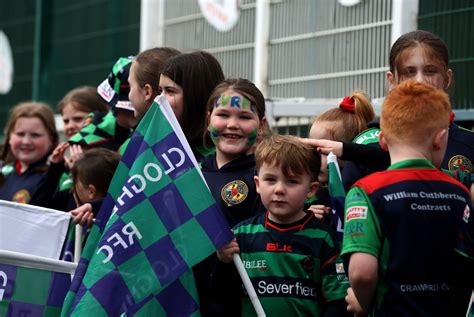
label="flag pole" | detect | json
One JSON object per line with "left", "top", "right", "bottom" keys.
{"left": 232, "top": 253, "right": 266, "bottom": 317}
{"left": 74, "top": 225, "right": 83, "bottom": 263}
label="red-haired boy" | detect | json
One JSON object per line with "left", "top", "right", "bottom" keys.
{"left": 342, "top": 80, "right": 473, "bottom": 316}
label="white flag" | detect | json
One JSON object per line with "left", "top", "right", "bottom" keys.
{"left": 0, "top": 200, "right": 70, "bottom": 259}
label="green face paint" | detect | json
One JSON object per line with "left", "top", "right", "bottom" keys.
{"left": 209, "top": 125, "right": 219, "bottom": 142}
{"left": 246, "top": 129, "right": 258, "bottom": 147}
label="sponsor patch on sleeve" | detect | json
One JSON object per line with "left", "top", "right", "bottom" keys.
{"left": 345, "top": 206, "right": 368, "bottom": 222}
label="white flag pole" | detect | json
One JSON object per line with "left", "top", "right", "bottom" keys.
{"left": 232, "top": 253, "right": 266, "bottom": 317}
{"left": 74, "top": 224, "right": 83, "bottom": 263}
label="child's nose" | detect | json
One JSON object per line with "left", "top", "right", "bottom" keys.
{"left": 274, "top": 181, "right": 285, "bottom": 194}
{"left": 21, "top": 134, "right": 32, "bottom": 143}
{"left": 226, "top": 116, "right": 239, "bottom": 129}
{"left": 414, "top": 71, "right": 427, "bottom": 84}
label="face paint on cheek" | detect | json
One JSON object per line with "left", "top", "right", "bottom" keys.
{"left": 209, "top": 125, "right": 220, "bottom": 142}
{"left": 246, "top": 129, "right": 258, "bottom": 147}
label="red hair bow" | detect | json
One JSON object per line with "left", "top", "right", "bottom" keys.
{"left": 339, "top": 96, "right": 355, "bottom": 113}
{"left": 449, "top": 111, "right": 455, "bottom": 124}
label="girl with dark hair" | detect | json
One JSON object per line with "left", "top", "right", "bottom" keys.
{"left": 159, "top": 50, "right": 225, "bottom": 160}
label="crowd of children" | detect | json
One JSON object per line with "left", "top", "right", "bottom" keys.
{"left": 0, "top": 29, "right": 473, "bottom": 316}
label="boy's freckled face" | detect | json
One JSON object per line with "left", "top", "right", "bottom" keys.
{"left": 255, "top": 162, "right": 315, "bottom": 224}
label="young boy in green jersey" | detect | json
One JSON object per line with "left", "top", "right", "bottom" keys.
{"left": 217, "top": 134, "right": 350, "bottom": 317}
{"left": 343, "top": 80, "right": 473, "bottom": 316}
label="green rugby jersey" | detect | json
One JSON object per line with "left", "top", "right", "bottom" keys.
{"left": 342, "top": 159, "right": 472, "bottom": 316}
{"left": 234, "top": 211, "right": 349, "bottom": 316}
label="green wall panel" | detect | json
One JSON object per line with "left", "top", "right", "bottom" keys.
{"left": 0, "top": 0, "right": 140, "bottom": 135}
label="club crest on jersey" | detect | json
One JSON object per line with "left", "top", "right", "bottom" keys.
{"left": 221, "top": 180, "right": 248, "bottom": 206}
{"left": 448, "top": 155, "right": 473, "bottom": 173}
{"left": 12, "top": 189, "right": 31, "bottom": 204}
{"left": 463, "top": 205, "right": 470, "bottom": 223}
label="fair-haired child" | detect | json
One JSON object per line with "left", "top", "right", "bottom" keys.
{"left": 308, "top": 91, "right": 375, "bottom": 221}
{"left": 342, "top": 80, "right": 472, "bottom": 316}
{"left": 216, "top": 134, "right": 350, "bottom": 317}
{"left": 70, "top": 148, "right": 120, "bottom": 226}
{"left": 194, "top": 78, "right": 267, "bottom": 316}
{"left": 0, "top": 102, "right": 58, "bottom": 204}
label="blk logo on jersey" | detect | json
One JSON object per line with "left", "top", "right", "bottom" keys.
{"left": 266, "top": 243, "right": 293, "bottom": 253}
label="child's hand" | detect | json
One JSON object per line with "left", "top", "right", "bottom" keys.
{"left": 217, "top": 238, "right": 240, "bottom": 263}
{"left": 345, "top": 287, "right": 366, "bottom": 316}
{"left": 70, "top": 203, "right": 94, "bottom": 227}
{"left": 300, "top": 138, "right": 343, "bottom": 157}
{"left": 65, "top": 144, "right": 84, "bottom": 169}
{"left": 308, "top": 204, "right": 331, "bottom": 220}
{"left": 49, "top": 142, "right": 69, "bottom": 164}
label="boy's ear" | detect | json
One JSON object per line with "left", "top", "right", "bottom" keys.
{"left": 254, "top": 175, "right": 261, "bottom": 194}
{"left": 307, "top": 181, "right": 319, "bottom": 199}
{"left": 445, "top": 69, "right": 453, "bottom": 90}
{"left": 88, "top": 184, "right": 97, "bottom": 201}
{"left": 386, "top": 71, "right": 396, "bottom": 91}
{"left": 378, "top": 131, "right": 389, "bottom": 151}
{"left": 258, "top": 117, "right": 267, "bottom": 135}
{"left": 433, "top": 128, "right": 448, "bottom": 151}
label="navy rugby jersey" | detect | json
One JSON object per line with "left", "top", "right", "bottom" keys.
{"left": 201, "top": 153, "right": 265, "bottom": 227}
{"left": 0, "top": 158, "right": 49, "bottom": 204}
{"left": 234, "top": 212, "right": 349, "bottom": 316}
{"left": 342, "top": 159, "right": 472, "bottom": 316}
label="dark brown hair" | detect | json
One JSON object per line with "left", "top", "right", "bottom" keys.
{"left": 134, "top": 47, "right": 182, "bottom": 97}
{"left": 161, "top": 51, "right": 225, "bottom": 147}
{"left": 58, "top": 86, "right": 109, "bottom": 115}
{"left": 71, "top": 147, "right": 121, "bottom": 199}
{"left": 389, "top": 30, "right": 450, "bottom": 83}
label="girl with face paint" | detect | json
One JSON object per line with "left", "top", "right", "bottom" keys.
{"left": 195, "top": 78, "right": 268, "bottom": 316}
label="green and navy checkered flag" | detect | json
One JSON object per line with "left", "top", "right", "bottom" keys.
{"left": 327, "top": 152, "right": 345, "bottom": 243}
{"left": 0, "top": 250, "right": 75, "bottom": 317}
{"left": 61, "top": 95, "right": 233, "bottom": 316}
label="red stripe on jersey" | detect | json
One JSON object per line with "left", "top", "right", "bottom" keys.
{"left": 264, "top": 211, "right": 313, "bottom": 232}
{"left": 354, "top": 168, "right": 470, "bottom": 195}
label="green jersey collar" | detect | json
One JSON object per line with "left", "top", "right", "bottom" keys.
{"left": 388, "top": 159, "right": 436, "bottom": 170}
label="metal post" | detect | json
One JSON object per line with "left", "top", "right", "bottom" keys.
{"left": 391, "top": 0, "right": 419, "bottom": 45}
{"left": 140, "top": 0, "right": 164, "bottom": 51}
{"left": 32, "top": 0, "right": 43, "bottom": 100}
{"left": 253, "top": 0, "right": 271, "bottom": 97}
